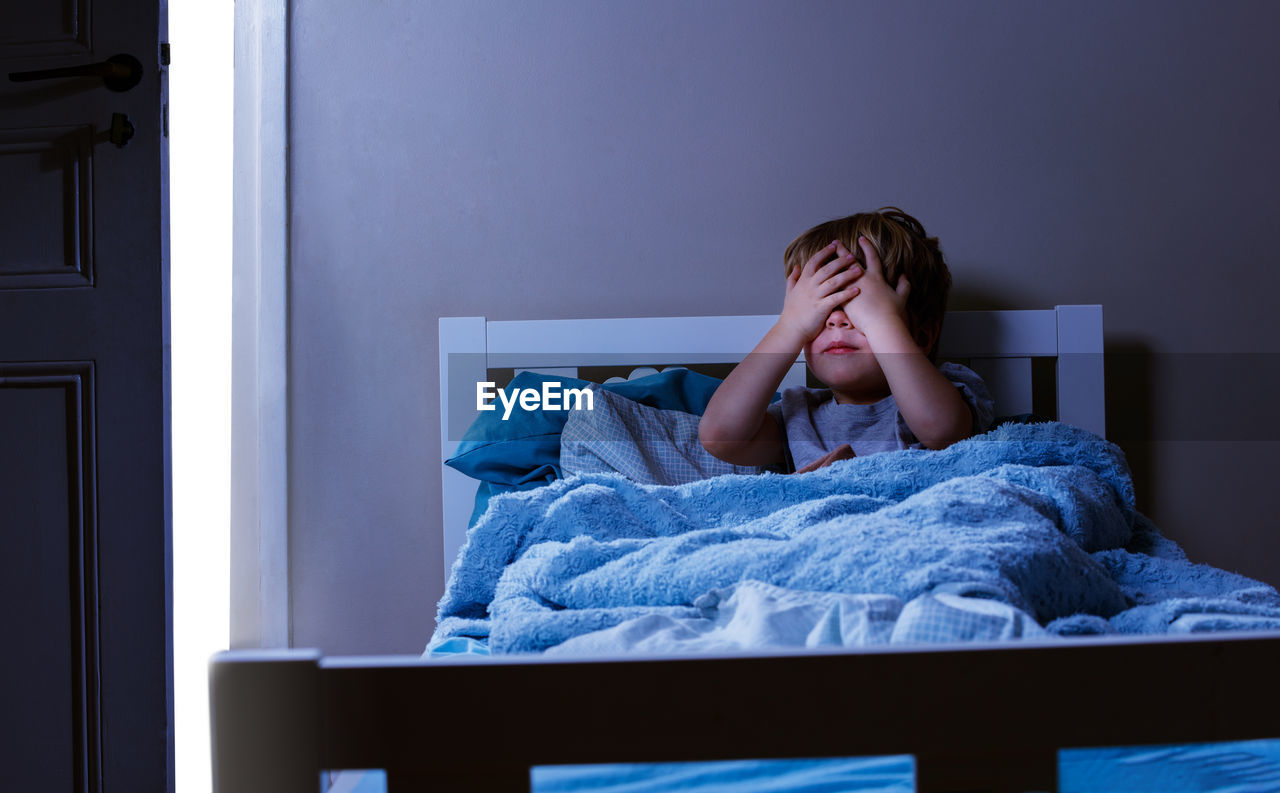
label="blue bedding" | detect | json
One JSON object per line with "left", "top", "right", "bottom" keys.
{"left": 430, "top": 422, "right": 1280, "bottom": 656}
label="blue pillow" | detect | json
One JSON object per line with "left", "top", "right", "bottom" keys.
{"left": 605, "top": 367, "right": 725, "bottom": 415}
{"left": 444, "top": 368, "right": 730, "bottom": 485}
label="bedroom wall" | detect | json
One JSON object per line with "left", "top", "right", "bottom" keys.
{"left": 279, "top": 0, "right": 1280, "bottom": 653}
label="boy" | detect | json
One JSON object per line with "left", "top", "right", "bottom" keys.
{"left": 699, "top": 207, "right": 993, "bottom": 473}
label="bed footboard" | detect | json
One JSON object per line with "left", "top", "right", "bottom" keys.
{"left": 210, "top": 650, "right": 322, "bottom": 793}
{"left": 211, "top": 634, "right": 1280, "bottom": 793}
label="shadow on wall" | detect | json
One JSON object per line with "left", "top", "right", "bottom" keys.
{"left": 1104, "top": 339, "right": 1154, "bottom": 519}
{"left": 948, "top": 287, "right": 1157, "bottom": 518}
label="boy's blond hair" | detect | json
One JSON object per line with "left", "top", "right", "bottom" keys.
{"left": 783, "top": 207, "right": 951, "bottom": 359}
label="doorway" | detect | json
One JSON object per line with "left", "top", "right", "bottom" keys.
{"left": 171, "top": 2, "right": 233, "bottom": 791}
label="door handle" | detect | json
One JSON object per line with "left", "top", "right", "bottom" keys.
{"left": 8, "top": 53, "right": 143, "bottom": 93}
{"left": 110, "top": 113, "right": 135, "bottom": 148}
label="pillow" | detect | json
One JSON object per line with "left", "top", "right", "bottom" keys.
{"left": 561, "top": 386, "right": 770, "bottom": 485}
{"left": 604, "top": 367, "right": 725, "bottom": 415}
{"left": 444, "top": 368, "right": 733, "bottom": 485}
{"left": 443, "top": 370, "right": 573, "bottom": 486}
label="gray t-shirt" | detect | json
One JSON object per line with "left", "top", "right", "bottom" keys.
{"left": 766, "top": 362, "right": 995, "bottom": 471}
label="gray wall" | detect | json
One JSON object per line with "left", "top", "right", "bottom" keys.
{"left": 282, "top": 0, "right": 1280, "bottom": 654}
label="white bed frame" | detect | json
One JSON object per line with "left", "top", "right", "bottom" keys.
{"left": 438, "top": 306, "right": 1105, "bottom": 581}
{"left": 211, "top": 305, "right": 1280, "bottom": 793}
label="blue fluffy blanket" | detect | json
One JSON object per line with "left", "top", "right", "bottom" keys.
{"left": 431, "top": 423, "right": 1280, "bottom": 655}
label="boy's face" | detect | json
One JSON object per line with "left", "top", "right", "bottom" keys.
{"left": 803, "top": 307, "right": 892, "bottom": 404}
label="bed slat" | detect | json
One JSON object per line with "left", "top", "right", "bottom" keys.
{"left": 1056, "top": 304, "right": 1106, "bottom": 437}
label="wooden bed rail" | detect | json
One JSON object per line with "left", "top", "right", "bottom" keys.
{"left": 212, "top": 632, "right": 1280, "bottom": 793}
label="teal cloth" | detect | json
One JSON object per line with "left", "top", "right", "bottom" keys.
{"left": 445, "top": 368, "right": 742, "bottom": 487}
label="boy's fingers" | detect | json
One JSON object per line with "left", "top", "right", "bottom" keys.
{"left": 858, "top": 236, "right": 882, "bottom": 273}
{"left": 795, "top": 443, "right": 854, "bottom": 473}
{"left": 834, "top": 241, "right": 862, "bottom": 273}
{"left": 822, "top": 286, "right": 858, "bottom": 308}
{"left": 804, "top": 241, "right": 840, "bottom": 275}
{"left": 819, "top": 265, "right": 861, "bottom": 293}
{"left": 816, "top": 255, "right": 856, "bottom": 281}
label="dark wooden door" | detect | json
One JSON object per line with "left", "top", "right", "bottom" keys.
{"left": 0, "top": 1, "right": 171, "bottom": 790}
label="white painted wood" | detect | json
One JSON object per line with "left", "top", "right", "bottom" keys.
{"left": 439, "top": 317, "right": 487, "bottom": 580}
{"left": 1056, "top": 304, "right": 1106, "bottom": 437}
{"left": 232, "top": 0, "right": 291, "bottom": 650}
{"left": 439, "top": 308, "right": 1105, "bottom": 581}
{"left": 487, "top": 310, "right": 1064, "bottom": 366}
{"left": 514, "top": 367, "right": 581, "bottom": 378}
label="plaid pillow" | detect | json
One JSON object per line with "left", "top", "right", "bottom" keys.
{"left": 560, "top": 386, "right": 767, "bottom": 485}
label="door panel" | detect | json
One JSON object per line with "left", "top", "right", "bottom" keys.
{"left": 0, "top": 365, "right": 98, "bottom": 792}
{"left": 0, "top": 0, "right": 170, "bottom": 790}
{"left": 0, "top": 126, "right": 94, "bottom": 286}
{"left": 0, "top": 1, "right": 92, "bottom": 58}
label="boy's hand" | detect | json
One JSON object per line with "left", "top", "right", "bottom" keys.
{"left": 792, "top": 443, "right": 856, "bottom": 474}
{"left": 839, "top": 237, "right": 910, "bottom": 334}
{"left": 780, "top": 241, "right": 861, "bottom": 344}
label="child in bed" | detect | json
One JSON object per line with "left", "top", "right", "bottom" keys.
{"left": 699, "top": 207, "right": 993, "bottom": 473}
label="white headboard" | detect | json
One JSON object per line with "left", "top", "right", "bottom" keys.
{"left": 438, "top": 305, "right": 1104, "bottom": 580}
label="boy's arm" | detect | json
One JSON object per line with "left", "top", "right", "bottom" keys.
{"left": 840, "top": 238, "right": 974, "bottom": 450}
{"left": 698, "top": 322, "right": 800, "bottom": 466}
{"left": 700, "top": 241, "right": 861, "bottom": 465}
{"left": 862, "top": 319, "right": 974, "bottom": 449}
